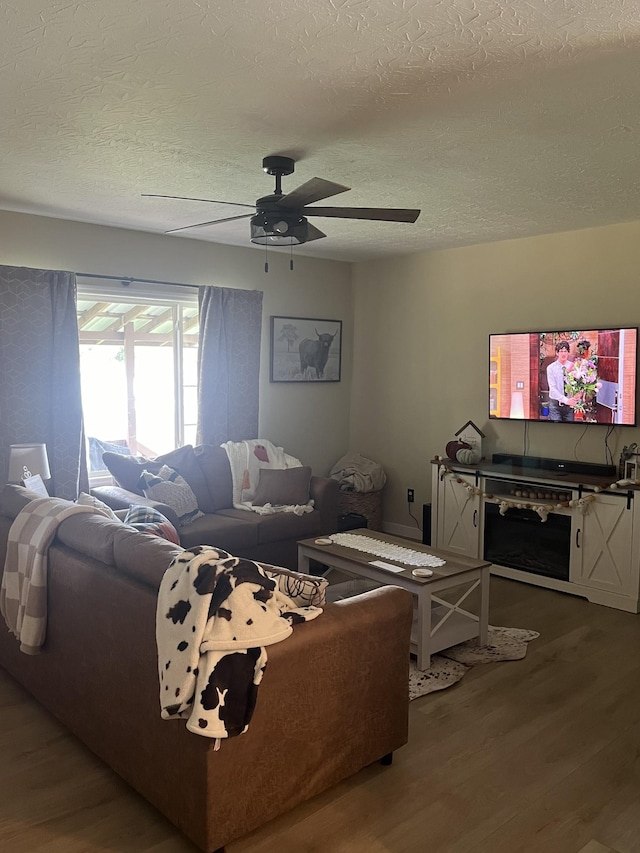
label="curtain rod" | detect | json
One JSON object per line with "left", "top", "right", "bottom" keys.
{"left": 76, "top": 272, "right": 199, "bottom": 290}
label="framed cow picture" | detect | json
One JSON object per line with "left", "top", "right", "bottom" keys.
{"left": 270, "top": 316, "right": 342, "bottom": 382}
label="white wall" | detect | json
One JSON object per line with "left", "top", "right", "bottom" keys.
{"left": 351, "top": 219, "right": 640, "bottom": 534}
{"left": 0, "top": 210, "right": 353, "bottom": 475}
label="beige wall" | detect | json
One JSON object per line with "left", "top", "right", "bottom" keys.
{"left": 6, "top": 209, "right": 640, "bottom": 531}
{"left": 352, "top": 220, "right": 640, "bottom": 534}
{"left": 0, "top": 210, "right": 353, "bottom": 475}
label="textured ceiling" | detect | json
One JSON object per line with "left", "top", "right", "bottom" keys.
{"left": 2, "top": 1, "right": 640, "bottom": 262}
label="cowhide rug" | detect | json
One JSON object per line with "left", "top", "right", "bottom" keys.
{"left": 409, "top": 625, "right": 540, "bottom": 701}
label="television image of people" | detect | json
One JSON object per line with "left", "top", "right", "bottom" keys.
{"left": 488, "top": 328, "right": 638, "bottom": 425}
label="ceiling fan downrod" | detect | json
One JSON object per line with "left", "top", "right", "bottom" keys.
{"left": 262, "top": 156, "right": 295, "bottom": 198}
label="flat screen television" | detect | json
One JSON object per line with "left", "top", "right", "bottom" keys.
{"left": 489, "top": 328, "right": 638, "bottom": 425}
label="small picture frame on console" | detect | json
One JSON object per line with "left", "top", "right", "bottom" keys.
{"left": 624, "top": 457, "right": 639, "bottom": 482}
{"left": 22, "top": 474, "right": 48, "bottom": 496}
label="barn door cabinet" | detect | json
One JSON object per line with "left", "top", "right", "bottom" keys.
{"left": 432, "top": 465, "right": 482, "bottom": 559}
{"left": 431, "top": 460, "right": 640, "bottom": 613}
{"left": 571, "top": 490, "right": 636, "bottom": 602}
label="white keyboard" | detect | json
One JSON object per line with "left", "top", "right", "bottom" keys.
{"left": 329, "top": 533, "right": 446, "bottom": 567}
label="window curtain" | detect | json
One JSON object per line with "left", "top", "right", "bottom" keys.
{"left": 0, "top": 266, "right": 89, "bottom": 499}
{"left": 196, "top": 285, "right": 263, "bottom": 446}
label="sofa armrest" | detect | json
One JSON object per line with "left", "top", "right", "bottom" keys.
{"left": 91, "top": 485, "right": 181, "bottom": 530}
{"left": 309, "top": 475, "right": 339, "bottom": 535}
{"left": 251, "top": 584, "right": 413, "bottom": 777}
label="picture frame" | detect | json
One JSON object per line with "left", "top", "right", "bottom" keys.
{"left": 270, "top": 316, "right": 342, "bottom": 383}
{"left": 22, "top": 473, "right": 49, "bottom": 496}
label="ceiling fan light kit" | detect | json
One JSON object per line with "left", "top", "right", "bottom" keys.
{"left": 250, "top": 212, "right": 307, "bottom": 245}
{"left": 145, "top": 155, "right": 420, "bottom": 257}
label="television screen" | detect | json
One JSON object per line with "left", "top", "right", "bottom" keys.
{"left": 489, "top": 328, "right": 638, "bottom": 425}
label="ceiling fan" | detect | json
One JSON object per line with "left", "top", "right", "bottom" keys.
{"left": 143, "top": 156, "right": 421, "bottom": 246}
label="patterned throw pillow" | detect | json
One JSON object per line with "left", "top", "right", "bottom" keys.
{"left": 77, "top": 492, "right": 120, "bottom": 521}
{"left": 264, "top": 565, "right": 328, "bottom": 607}
{"left": 138, "top": 466, "right": 204, "bottom": 528}
{"left": 123, "top": 504, "right": 181, "bottom": 544}
{"left": 123, "top": 505, "right": 169, "bottom": 525}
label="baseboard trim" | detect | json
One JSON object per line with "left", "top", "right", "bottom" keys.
{"left": 381, "top": 521, "right": 422, "bottom": 541}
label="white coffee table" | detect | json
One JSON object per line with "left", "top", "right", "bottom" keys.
{"left": 298, "top": 530, "right": 491, "bottom": 670}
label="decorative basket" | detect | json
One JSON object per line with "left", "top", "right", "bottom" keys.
{"left": 337, "top": 488, "right": 384, "bottom": 531}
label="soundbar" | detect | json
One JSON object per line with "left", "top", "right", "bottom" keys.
{"left": 491, "top": 453, "right": 617, "bottom": 478}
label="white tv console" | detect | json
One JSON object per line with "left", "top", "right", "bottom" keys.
{"left": 431, "top": 458, "right": 640, "bottom": 613}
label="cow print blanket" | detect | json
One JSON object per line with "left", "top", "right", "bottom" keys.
{"left": 156, "top": 545, "right": 322, "bottom": 741}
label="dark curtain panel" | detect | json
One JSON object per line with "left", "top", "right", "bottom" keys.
{"left": 197, "top": 285, "right": 263, "bottom": 446}
{"left": 0, "top": 266, "right": 89, "bottom": 499}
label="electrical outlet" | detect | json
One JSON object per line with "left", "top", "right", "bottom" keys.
{"left": 407, "top": 488, "right": 415, "bottom": 503}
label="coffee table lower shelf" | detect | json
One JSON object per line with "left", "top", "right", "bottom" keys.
{"left": 419, "top": 606, "right": 482, "bottom": 659}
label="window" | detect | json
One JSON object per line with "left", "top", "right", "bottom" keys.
{"left": 76, "top": 280, "right": 198, "bottom": 482}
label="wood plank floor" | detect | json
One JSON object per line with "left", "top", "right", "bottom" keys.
{"left": 1, "top": 577, "right": 640, "bottom": 853}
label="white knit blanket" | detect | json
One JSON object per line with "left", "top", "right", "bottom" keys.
{"left": 221, "top": 439, "right": 313, "bottom": 516}
{"left": 0, "top": 499, "right": 97, "bottom": 654}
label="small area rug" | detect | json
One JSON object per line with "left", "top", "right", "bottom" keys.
{"left": 409, "top": 625, "right": 539, "bottom": 700}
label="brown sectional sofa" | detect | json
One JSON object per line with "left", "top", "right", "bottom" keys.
{"left": 0, "top": 484, "right": 413, "bottom": 853}
{"left": 93, "top": 443, "right": 339, "bottom": 569}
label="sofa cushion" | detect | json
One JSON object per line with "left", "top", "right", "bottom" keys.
{"left": 192, "top": 445, "right": 234, "bottom": 511}
{"left": 139, "top": 466, "right": 204, "bottom": 527}
{"left": 252, "top": 466, "right": 312, "bottom": 507}
{"left": 111, "top": 525, "right": 183, "bottom": 591}
{"left": 177, "top": 512, "right": 259, "bottom": 552}
{"left": 216, "top": 507, "right": 322, "bottom": 545}
{"left": 156, "top": 445, "right": 213, "bottom": 509}
{"left": 56, "top": 513, "right": 124, "bottom": 565}
{"left": 1, "top": 484, "right": 47, "bottom": 520}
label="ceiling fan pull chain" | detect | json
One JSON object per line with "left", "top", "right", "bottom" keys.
{"left": 264, "top": 242, "right": 269, "bottom": 274}
{"left": 290, "top": 244, "right": 294, "bottom": 271}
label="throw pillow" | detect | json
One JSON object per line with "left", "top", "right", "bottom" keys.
{"left": 102, "top": 452, "right": 162, "bottom": 495}
{"left": 252, "top": 466, "right": 312, "bottom": 507}
{"left": 138, "top": 466, "right": 204, "bottom": 528}
{"left": 156, "top": 445, "right": 216, "bottom": 512}
{"left": 103, "top": 445, "right": 208, "bottom": 503}
{"left": 77, "top": 492, "right": 120, "bottom": 521}
{"left": 124, "top": 504, "right": 171, "bottom": 526}
{"left": 264, "top": 565, "right": 328, "bottom": 607}
{"left": 123, "top": 504, "right": 180, "bottom": 544}
{"left": 130, "top": 520, "right": 181, "bottom": 545}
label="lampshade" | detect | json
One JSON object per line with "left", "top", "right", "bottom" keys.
{"left": 8, "top": 443, "right": 51, "bottom": 482}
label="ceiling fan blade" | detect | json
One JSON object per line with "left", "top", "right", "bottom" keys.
{"left": 304, "top": 206, "right": 420, "bottom": 223}
{"left": 277, "top": 178, "right": 350, "bottom": 209}
{"left": 165, "top": 213, "right": 253, "bottom": 234}
{"left": 305, "top": 223, "right": 327, "bottom": 242}
{"left": 143, "top": 193, "right": 254, "bottom": 209}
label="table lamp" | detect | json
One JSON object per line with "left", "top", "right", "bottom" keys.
{"left": 8, "top": 443, "right": 51, "bottom": 491}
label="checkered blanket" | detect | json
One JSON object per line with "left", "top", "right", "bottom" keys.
{"left": 0, "top": 498, "right": 97, "bottom": 654}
